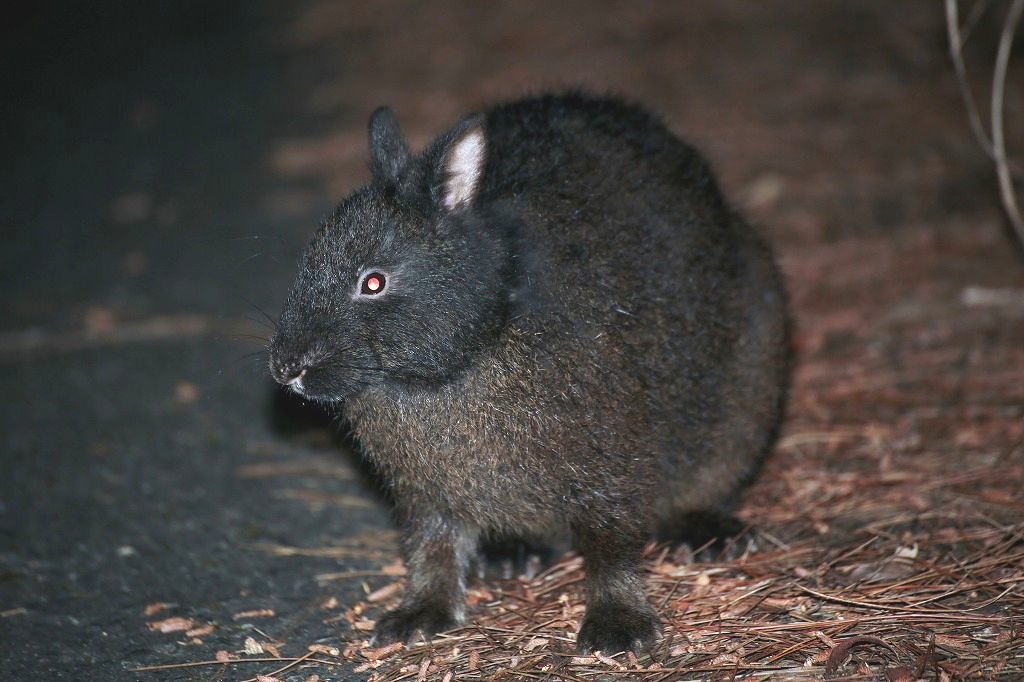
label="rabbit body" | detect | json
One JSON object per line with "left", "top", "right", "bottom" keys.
{"left": 270, "top": 92, "right": 789, "bottom": 653}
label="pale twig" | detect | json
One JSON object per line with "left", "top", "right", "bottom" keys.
{"left": 946, "top": 0, "right": 995, "bottom": 157}
{"left": 128, "top": 655, "right": 339, "bottom": 672}
{"left": 992, "top": 0, "right": 1024, "bottom": 247}
{"left": 240, "top": 649, "right": 318, "bottom": 682}
{"left": 947, "top": 0, "right": 1024, "bottom": 249}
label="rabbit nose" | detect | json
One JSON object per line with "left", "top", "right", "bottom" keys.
{"left": 270, "top": 357, "right": 309, "bottom": 387}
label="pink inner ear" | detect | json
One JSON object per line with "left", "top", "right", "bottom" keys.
{"left": 444, "top": 128, "right": 485, "bottom": 210}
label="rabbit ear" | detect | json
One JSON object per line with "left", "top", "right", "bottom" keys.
{"left": 436, "top": 114, "right": 486, "bottom": 211}
{"left": 368, "top": 107, "right": 410, "bottom": 185}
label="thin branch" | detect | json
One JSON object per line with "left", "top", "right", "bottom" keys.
{"left": 946, "top": 0, "right": 996, "bottom": 157}
{"left": 992, "top": 0, "right": 1024, "bottom": 246}
{"left": 947, "top": 0, "right": 1024, "bottom": 250}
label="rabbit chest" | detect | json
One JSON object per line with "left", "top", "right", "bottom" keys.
{"left": 344, "top": 326, "right": 657, "bottom": 532}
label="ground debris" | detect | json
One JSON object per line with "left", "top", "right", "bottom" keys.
{"left": 233, "top": 608, "right": 276, "bottom": 620}
{"left": 147, "top": 617, "right": 194, "bottom": 634}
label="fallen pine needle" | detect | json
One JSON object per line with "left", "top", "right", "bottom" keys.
{"left": 128, "top": 656, "right": 341, "bottom": 673}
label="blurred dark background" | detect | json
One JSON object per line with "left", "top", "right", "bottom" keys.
{"left": 1, "top": 2, "right": 1022, "bottom": 679}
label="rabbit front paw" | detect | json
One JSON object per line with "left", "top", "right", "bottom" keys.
{"left": 577, "top": 601, "right": 660, "bottom": 654}
{"left": 372, "top": 601, "right": 461, "bottom": 645}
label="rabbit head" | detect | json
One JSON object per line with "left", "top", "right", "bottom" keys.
{"left": 268, "top": 108, "right": 515, "bottom": 402}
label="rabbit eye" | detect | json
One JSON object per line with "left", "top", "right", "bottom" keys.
{"left": 360, "top": 272, "right": 387, "bottom": 295}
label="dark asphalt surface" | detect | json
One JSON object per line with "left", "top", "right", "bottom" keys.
{"left": 2, "top": 3, "right": 386, "bottom": 679}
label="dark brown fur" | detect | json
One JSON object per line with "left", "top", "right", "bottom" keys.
{"left": 269, "top": 92, "right": 790, "bottom": 653}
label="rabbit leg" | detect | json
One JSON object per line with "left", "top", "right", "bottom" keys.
{"left": 373, "top": 511, "right": 477, "bottom": 644}
{"left": 573, "top": 519, "right": 661, "bottom": 653}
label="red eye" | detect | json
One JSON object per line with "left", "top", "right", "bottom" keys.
{"left": 361, "top": 272, "right": 386, "bottom": 295}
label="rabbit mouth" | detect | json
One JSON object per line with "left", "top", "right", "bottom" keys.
{"left": 284, "top": 368, "right": 307, "bottom": 392}
{"left": 279, "top": 368, "right": 344, "bottom": 403}
{"left": 288, "top": 356, "right": 387, "bottom": 403}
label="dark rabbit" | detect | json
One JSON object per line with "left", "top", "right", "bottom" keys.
{"left": 269, "top": 92, "right": 789, "bottom": 653}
